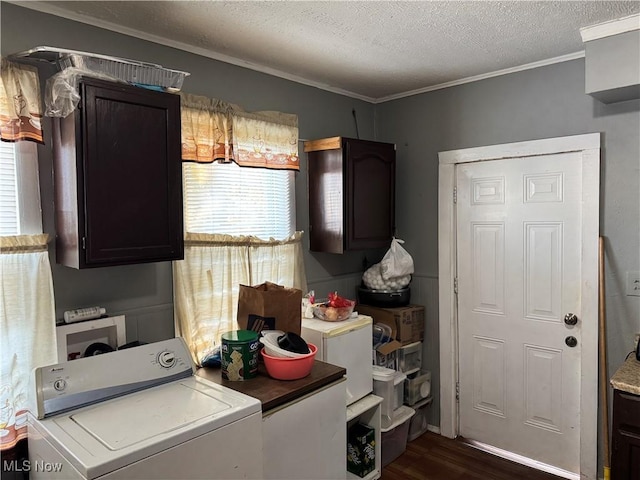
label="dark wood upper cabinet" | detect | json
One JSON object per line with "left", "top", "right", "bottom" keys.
{"left": 52, "top": 77, "right": 183, "bottom": 268}
{"left": 305, "top": 137, "right": 395, "bottom": 253}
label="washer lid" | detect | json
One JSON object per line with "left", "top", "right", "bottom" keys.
{"left": 34, "top": 376, "right": 261, "bottom": 479}
{"left": 70, "top": 381, "right": 230, "bottom": 450}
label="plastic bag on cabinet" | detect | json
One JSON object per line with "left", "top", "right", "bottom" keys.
{"left": 380, "top": 238, "right": 414, "bottom": 280}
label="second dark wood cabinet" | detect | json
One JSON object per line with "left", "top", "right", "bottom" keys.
{"left": 305, "top": 137, "right": 395, "bottom": 253}
{"left": 53, "top": 77, "right": 183, "bottom": 268}
{"left": 612, "top": 388, "right": 640, "bottom": 480}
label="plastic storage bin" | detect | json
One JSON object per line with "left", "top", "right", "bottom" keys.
{"left": 373, "top": 365, "right": 406, "bottom": 429}
{"left": 404, "top": 370, "right": 431, "bottom": 406}
{"left": 13, "top": 46, "right": 190, "bottom": 91}
{"left": 397, "top": 341, "right": 422, "bottom": 374}
{"left": 407, "top": 397, "right": 432, "bottom": 442}
{"left": 374, "top": 348, "right": 397, "bottom": 370}
{"left": 380, "top": 405, "right": 415, "bottom": 467}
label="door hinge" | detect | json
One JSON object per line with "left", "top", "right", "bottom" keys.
{"left": 453, "top": 186, "right": 457, "bottom": 204}
{"left": 454, "top": 277, "right": 458, "bottom": 295}
{"left": 455, "top": 382, "right": 460, "bottom": 401}
{"left": 82, "top": 237, "right": 86, "bottom": 250}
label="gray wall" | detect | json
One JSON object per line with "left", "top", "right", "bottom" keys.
{"left": 3, "top": 2, "right": 639, "bottom": 470}
{"left": 375, "top": 58, "right": 640, "bottom": 468}
{"left": 0, "top": 2, "right": 378, "bottom": 340}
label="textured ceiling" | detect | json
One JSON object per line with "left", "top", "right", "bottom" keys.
{"left": 13, "top": 1, "right": 640, "bottom": 102}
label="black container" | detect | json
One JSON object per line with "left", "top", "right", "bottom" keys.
{"left": 277, "top": 332, "right": 310, "bottom": 354}
{"left": 357, "top": 286, "right": 410, "bottom": 308}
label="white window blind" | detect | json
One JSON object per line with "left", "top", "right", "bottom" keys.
{"left": 0, "top": 141, "right": 42, "bottom": 236}
{"left": 183, "top": 161, "right": 295, "bottom": 239}
{"left": 0, "top": 142, "right": 19, "bottom": 235}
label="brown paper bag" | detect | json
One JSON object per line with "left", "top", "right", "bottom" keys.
{"left": 237, "top": 282, "right": 302, "bottom": 335}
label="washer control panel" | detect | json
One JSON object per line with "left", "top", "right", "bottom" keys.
{"left": 34, "top": 338, "right": 195, "bottom": 418}
{"left": 53, "top": 379, "right": 66, "bottom": 392}
{"left": 157, "top": 350, "right": 176, "bottom": 368}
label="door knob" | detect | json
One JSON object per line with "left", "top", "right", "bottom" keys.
{"left": 564, "top": 313, "right": 578, "bottom": 326}
{"left": 565, "top": 336, "right": 578, "bottom": 347}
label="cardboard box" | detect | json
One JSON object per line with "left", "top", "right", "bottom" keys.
{"left": 347, "top": 423, "right": 376, "bottom": 478}
{"left": 358, "top": 304, "right": 425, "bottom": 345}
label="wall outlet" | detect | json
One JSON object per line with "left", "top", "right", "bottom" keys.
{"left": 626, "top": 271, "right": 640, "bottom": 296}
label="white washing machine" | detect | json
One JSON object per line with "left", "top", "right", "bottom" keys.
{"left": 28, "top": 337, "right": 263, "bottom": 479}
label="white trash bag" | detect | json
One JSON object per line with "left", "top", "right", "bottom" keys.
{"left": 380, "top": 238, "right": 414, "bottom": 280}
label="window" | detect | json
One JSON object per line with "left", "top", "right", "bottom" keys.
{"left": 183, "top": 161, "right": 295, "bottom": 239}
{"left": 175, "top": 160, "right": 304, "bottom": 365}
{"left": 0, "top": 141, "right": 42, "bottom": 235}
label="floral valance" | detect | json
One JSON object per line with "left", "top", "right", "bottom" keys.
{"left": 180, "top": 92, "right": 299, "bottom": 171}
{"left": 0, "top": 58, "right": 44, "bottom": 144}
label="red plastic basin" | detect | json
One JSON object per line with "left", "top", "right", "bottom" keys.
{"left": 261, "top": 343, "right": 317, "bottom": 380}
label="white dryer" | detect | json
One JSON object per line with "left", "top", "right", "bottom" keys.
{"left": 28, "top": 337, "right": 263, "bottom": 479}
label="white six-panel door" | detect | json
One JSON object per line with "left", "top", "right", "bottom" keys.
{"left": 456, "top": 153, "right": 582, "bottom": 474}
{"left": 438, "top": 133, "right": 600, "bottom": 480}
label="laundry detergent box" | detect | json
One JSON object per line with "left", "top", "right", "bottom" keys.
{"left": 347, "top": 422, "right": 376, "bottom": 478}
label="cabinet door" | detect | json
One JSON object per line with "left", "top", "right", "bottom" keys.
{"left": 262, "top": 380, "right": 347, "bottom": 479}
{"left": 308, "top": 148, "right": 344, "bottom": 253}
{"left": 612, "top": 389, "right": 640, "bottom": 480}
{"left": 344, "top": 139, "right": 395, "bottom": 250}
{"left": 81, "top": 80, "right": 183, "bottom": 267}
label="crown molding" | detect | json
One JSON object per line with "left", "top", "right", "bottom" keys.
{"left": 374, "top": 51, "right": 586, "bottom": 104}
{"left": 580, "top": 13, "right": 640, "bottom": 43}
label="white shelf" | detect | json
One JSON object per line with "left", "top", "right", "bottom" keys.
{"left": 347, "top": 468, "right": 381, "bottom": 480}
{"left": 56, "top": 315, "right": 126, "bottom": 362}
{"left": 347, "top": 393, "right": 383, "bottom": 480}
{"left": 409, "top": 395, "right": 433, "bottom": 410}
{"left": 402, "top": 366, "right": 421, "bottom": 376}
{"left": 347, "top": 394, "right": 383, "bottom": 422}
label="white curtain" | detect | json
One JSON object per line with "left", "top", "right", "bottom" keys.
{"left": 249, "top": 233, "right": 307, "bottom": 288}
{"left": 173, "top": 232, "right": 306, "bottom": 366}
{"left": 0, "top": 234, "right": 56, "bottom": 450}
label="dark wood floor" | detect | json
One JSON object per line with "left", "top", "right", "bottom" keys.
{"left": 382, "top": 431, "right": 564, "bottom": 480}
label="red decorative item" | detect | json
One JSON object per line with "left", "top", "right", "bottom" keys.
{"left": 328, "top": 291, "right": 354, "bottom": 308}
